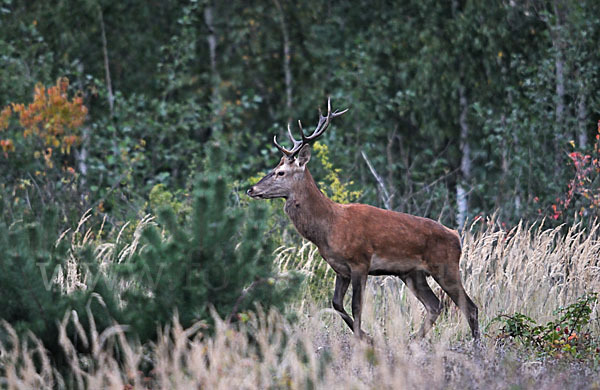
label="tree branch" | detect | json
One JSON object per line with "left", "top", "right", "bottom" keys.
{"left": 98, "top": 6, "right": 114, "bottom": 117}
{"left": 361, "top": 150, "right": 392, "bottom": 210}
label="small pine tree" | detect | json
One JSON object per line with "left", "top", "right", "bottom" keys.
{"left": 0, "top": 208, "right": 120, "bottom": 361}
{"left": 118, "top": 145, "right": 301, "bottom": 341}
{"left": 0, "top": 144, "right": 302, "bottom": 371}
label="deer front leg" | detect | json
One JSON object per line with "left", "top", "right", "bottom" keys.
{"left": 332, "top": 273, "right": 354, "bottom": 331}
{"left": 351, "top": 270, "right": 368, "bottom": 339}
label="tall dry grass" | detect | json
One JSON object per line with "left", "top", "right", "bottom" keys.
{"left": 1, "top": 219, "right": 599, "bottom": 389}
{"left": 278, "top": 218, "right": 600, "bottom": 338}
{"left": 52, "top": 210, "right": 155, "bottom": 294}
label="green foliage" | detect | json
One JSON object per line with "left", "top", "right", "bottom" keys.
{"left": 118, "top": 147, "right": 302, "bottom": 341}
{"left": 312, "top": 142, "right": 361, "bottom": 204}
{"left": 0, "top": 208, "right": 119, "bottom": 360}
{"left": 3, "top": 0, "right": 600, "bottom": 227}
{"left": 549, "top": 125, "right": 600, "bottom": 223}
{"left": 148, "top": 183, "right": 190, "bottom": 219}
{"left": 3, "top": 1, "right": 600, "bottom": 376}
{"left": 492, "top": 293, "right": 600, "bottom": 361}
{"left": 83, "top": 90, "right": 208, "bottom": 220}
{"left": 0, "top": 149, "right": 302, "bottom": 370}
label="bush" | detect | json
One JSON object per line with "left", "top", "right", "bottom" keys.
{"left": 118, "top": 160, "right": 302, "bottom": 340}
{"left": 550, "top": 123, "right": 600, "bottom": 223}
{"left": 0, "top": 145, "right": 302, "bottom": 370}
{"left": 492, "top": 293, "right": 600, "bottom": 361}
{"left": 0, "top": 78, "right": 93, "bottom": 225}
{"left": 0, "top": 208, "right": 119, "bottom": 362}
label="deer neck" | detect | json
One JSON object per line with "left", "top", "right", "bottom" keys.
{"left": 284, "top": 168, "right": 337, "bottom": 247}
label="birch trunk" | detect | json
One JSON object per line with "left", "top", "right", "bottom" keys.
{"left": 577, "top": 91, "right": 588, "bottom": 148}
{"left": 456, "top": 83, "right": 470, "bottom": 229}
{"left": 273, "top": 0, "right": 292, "bottom": 110}
{"left": 552, "top": 0, "right": 567, "bottom": 170}
{"left": 204, "top": 3, "right": 221, "bottom": 134}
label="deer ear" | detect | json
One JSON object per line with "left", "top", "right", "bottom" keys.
{"left": 296, "top": 144, "right": 311, "bottom": 166}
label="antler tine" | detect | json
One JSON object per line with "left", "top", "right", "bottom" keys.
{"left": 288, "top": 123, "right": 304, "bottom": 153}
{"left": 297, "top": 119, "right": 307, "bottom": 142}
{"left": 332, "top": 107, "right": 350, "bottom": 117}
{"left": 273, "top": 134, "right": 289, "bottom": 156}
{"left": 273, "top": 98, "right": 349, "bottom": 157}
{"left": 304, "top": 97, "right": 349, "bottom": 141}
{"left": 273, "top": 123, "right": 303, "bottom": 157}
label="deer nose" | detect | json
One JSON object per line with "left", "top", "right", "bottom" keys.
{"left": 247, "top": 187, "right": 255, "bottom": 196}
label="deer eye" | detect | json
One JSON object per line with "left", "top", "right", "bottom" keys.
{"left": 277, "top": 171, "right": 285, "bottom": 176}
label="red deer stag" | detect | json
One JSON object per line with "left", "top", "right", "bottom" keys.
{"left": 247, "top": 98, "right": 479, "bottom": 340}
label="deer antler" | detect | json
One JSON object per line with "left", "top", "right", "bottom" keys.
{"left": 274, "top": 97, "right": 349, "bottom": 157}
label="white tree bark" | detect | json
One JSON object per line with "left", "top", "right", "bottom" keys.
{"left": 577, "top": 90, "right": 588, "bottom": 148}
{"left": 75, "top": 63, "right": 88, "bottom": 192}
{"left": 204, "top": 3, "right": 221, "bottom": 134}
{"left": 552, "top": 0, "right": 567, "bottom": 155}
{"left": 554, "top": 50, "right": 565, "bottom": 132}
{"left": 451, "top": 0, "right": 470, "bottom": 229}
{"left": 204, "top": 5, "right": 218, "bottom": 80}
{"left": 98, "top": 5, "right": 118, "bottom": 176}
{"left": 361, "top": 150, "right": 392, "bottom": 210}
{"left": 273, "top": 0, "right": 292, "bottom": 110}
{"left": 98, "top": 6, "right": 114, "bottom": 116}
{"left": 456, "top": 83, "right": 470, "bottom": 229}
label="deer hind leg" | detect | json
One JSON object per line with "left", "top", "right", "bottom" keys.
{"left": 431, "top": 265, "right": 480, "bottom": 340}
{"left": 350, "top": 269, "right": 369, "bottom": 339}
{"left": 401, "top": 271, "right": 443, "bottom": 338}
{"left": 332, "top": 273, "right": 354, "bottom": 331}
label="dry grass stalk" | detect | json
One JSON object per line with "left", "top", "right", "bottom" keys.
{"left": 1, "top": 219, "right": 598, "bottom": 389}
{"left": 51, "top": 212, "right": 156, "bottom": 294}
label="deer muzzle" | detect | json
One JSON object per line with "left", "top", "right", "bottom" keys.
{"left": 246, "top": 186, "right": 262, "bottom": 198}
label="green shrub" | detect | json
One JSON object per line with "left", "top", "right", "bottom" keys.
{"left": 0, "top": 146, "right": 302, "bottom": 371}
{"left": 118, "top": 147, "right": 302, "bottom": 341}
{"left": 492, "top": 293, "right": 600, "bottom": 361}
{"left": 0, "top": 208, "right": 119, "bottom": 362}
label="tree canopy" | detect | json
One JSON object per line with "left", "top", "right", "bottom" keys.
{"left": 1, "top": 0, "right": 599, "bottom": 227}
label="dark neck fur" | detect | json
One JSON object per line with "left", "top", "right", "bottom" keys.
{"left": 284, "top": 169, "right": 337, "bottom": 247}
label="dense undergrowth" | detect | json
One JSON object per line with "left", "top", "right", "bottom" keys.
{"left": 1, "top": 216, "right": 599, "bottom": 389}
{"left": 0, "top": 146, "right": 302, "bottom": 380}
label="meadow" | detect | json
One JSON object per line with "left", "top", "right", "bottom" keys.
{"left": 2, "top": 217, "right": 599, "bottom": 389}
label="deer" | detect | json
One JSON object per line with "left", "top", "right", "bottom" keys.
{"left": 247, "top": 98, "right": 479, "bottom": 341}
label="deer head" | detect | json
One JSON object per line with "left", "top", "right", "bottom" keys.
{"left": 247, "top": 98, "right": 348, "bottom": 199}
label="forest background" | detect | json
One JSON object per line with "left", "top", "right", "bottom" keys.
{"left": 3, "top": 0, "right": 600, "bottom": 229}
{"left": 1, "top": 0, "right": 600, "bottom": 387}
